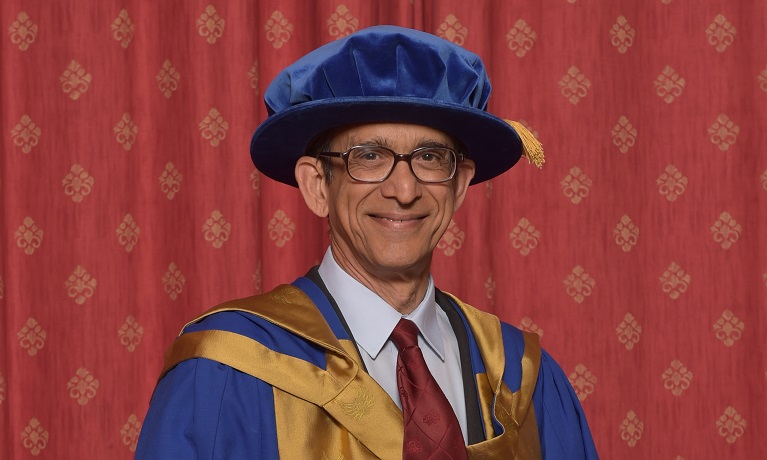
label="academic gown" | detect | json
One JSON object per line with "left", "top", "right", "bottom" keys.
{"left": 136, "top": 274, "right": 598, "bottom": 459}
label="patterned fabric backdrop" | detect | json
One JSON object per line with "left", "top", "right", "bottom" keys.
{"left": 2, "top": 0, "right": 765, "bottom": 458}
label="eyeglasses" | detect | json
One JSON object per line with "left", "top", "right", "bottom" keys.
{"left": 317, "top": 145, "right": 463, "bottom": 183}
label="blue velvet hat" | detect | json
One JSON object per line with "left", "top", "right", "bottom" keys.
{"left": 250, "top": 25, "right": 542, "bottom": 187}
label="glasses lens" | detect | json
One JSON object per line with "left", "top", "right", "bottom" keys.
{"left": 411, "top": 148, "right": 456, "bottom": 182}
{"left": 346, "top": 146, "right": 394, "bottom": 181}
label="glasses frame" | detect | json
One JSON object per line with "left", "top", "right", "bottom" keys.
{"left": 317, "top": 145, "right": 464, "bottom": 184}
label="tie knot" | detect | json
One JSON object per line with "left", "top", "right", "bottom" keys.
{"left": 390, "top": 318, "right": 420, "bottom": 350}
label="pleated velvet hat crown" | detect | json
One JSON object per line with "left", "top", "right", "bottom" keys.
{"left": 250, "top": 25, "right": 540, "bottom": 187}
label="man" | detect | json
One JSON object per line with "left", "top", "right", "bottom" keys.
{"left": 136, "top": 26, "right": 598, "bottom": 459}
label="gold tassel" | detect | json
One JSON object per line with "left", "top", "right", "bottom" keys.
{"left": 505, "top": 119, "right": 545, "bottom": 168}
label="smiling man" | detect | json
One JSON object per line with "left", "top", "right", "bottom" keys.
{"left": 137, "top": 26, "right": 598, "bottom": 459}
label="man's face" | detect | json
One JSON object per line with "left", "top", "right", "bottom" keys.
{"left": 318, "top": 123, "right": 475, "bottom": 279}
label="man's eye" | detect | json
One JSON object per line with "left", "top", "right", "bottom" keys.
{"left": 352, "top": 148, "right": 387, "bottom": 161}
{"left": 416, "top": 150, "right": 448, "bottom": 162}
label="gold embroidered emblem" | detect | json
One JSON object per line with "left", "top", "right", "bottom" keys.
{"left": 338, "top": 387, "right": 374, "bottom": 420}
{"left": 66, "top": 265, "right": 98, "bottom": 305}
{"left": 716, "top": 406, "right": 746, "bottom": 444}
{"left": 484, "top": 273, "right": 495, "bottom": 304}
{"left": 710, "top": 211, "right": 741, "bottom": 249}
{"left": 269, "top": 285, "right": 299, "bottom": 304}
{"left": 117, "top": 213, "right": 141, "bottom": 252}
{"left": 610, "top": 16, "right": 635, "bottom": 54}
{"left": 21, "top": 418, "right": 48, "bottom": 455}
{"left": 159, "top": 162, "right": 183, "bottom": 199}
{"left": 558, "top": 66, "right": 591, "bottom": 105}
{"left": 199, "top": 108, "right": 229, "bottom": 147}
{"left": 111, "top": 9, "right": 134, "bottom": 48}
{"left": 613, "top": 215, "right": 639, "bottom": 252}
{"left": 654, "top": 65, "right": 685, "bottom": 104}
{"left": 121, "top": 413, "right": 142, "bottom": 452}
{"left": 268, "top": 209, "right": 295, "bottom": 248}
{"left": 327, "top": 4, "right": 359, "bottom": 39}
{"left": 657, "top": 165, "right": 688, "bottom": 202}
{"left": 248, "top": 60, "right": 259, "bottom": 91}
{"left": 509, "top": 217, "right": 541, "bottom": 256}
{"left": 519, "top": 316, "right": 543, "bottom": 338}
{"left": 616, "top": 313, "right": 641, "bottom": 350}
{"left": 705, "top": 15, "right": 736, "bottom": 53}
{"left": 713, "top": 309, "right": 744, "bottom": 347}
{"left": 564, "top": 265, "right": 595, "bottom": 304}
{"left": 8, "top": 12, "right": 37, "bottom": 51}
{"left": 708, "top": 114, "right": 739, "bottom": 151}
{"left": 11, "top": 114, "right": 41, "bottom": 154}
{"left": 202, "top": 210, "right": 231, "bottom": 248}
{"left": 619, "top": 410, "right": 643, "bottom": 447}
{"left": 114, "top": 113, "right": 138, "bottom": 150}
{"left": 60, "top": 60, "right": 92, "bottom": 100}
{"left": 661, "top": 360, "right": 693, "bottom": 396}
{"left": 15, "top": 216, "right": 43, "bottom": 255}
{"left": 265, "top": 10, "right": 294, "bottom": 49}
{"left": 119, "top": 315, "right": 144, "bottom": 352}
{"left": 506, "top": 19, "right": 536, "bottom": 57}
{"left": 197, "top": 5, "right": 225, "bottom": 44}
{"left": 162, "top": 262, "right": 185, "bottom": 300}
{"left": 611, "top": 116, "right": 637, "bottom": 153}
{"left": 157, "top": 60, "right": 180, "bottom": 98}
{"left": 437, "top": 219, "right": 464, "bottom": 256}
{"left": 561, "top": 166, "right": 592, "bottom": 205}
{"left": 67, "top": 367, "right": 99, "bottom": 405}
{"left": 659, "top": 262, "right": 690, "bottom": 300}
{"left": 18, "top": 317, "right": 46, "bottom": 356}
{"left": 436, "top": 14, "right": 467, "bottom": 45}
{"left": 62, "top": 164, "right": 94, "bottom": 203}
{"left": 568, "top": 364, "right": 597, "bottom": 401}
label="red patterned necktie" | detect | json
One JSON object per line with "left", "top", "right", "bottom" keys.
{"left": 390, "top": 318, "right": 468, "bottom": 459}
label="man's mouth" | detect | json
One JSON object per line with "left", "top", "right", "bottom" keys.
{"left": 370, "top": 214, "right": 425, "bottom": 223}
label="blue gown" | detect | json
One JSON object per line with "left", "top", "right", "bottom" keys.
{"left": 136, "top": 276, "right": 598, "bottom": 459}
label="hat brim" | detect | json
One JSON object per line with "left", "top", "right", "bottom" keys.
{"left": 250, "top": 96, "right": 522, "bottom": 187}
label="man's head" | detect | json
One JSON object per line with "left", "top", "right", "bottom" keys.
{"left": 249, "top": 25, "right": 540, "bottom": 300}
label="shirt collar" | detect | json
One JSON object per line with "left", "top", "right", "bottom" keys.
{"left": 317, "top": 247, "right": 445, "bottom": 361}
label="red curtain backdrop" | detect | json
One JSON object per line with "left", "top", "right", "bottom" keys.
{"left": 2, "top": 1, "right": 765, "bottom": 458}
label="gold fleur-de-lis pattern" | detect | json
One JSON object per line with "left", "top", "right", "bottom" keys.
{"left": 3, "top": 3, "right": 765, "bottom": 459}
{"left": 11, "top": 115, "right": 41, "bottom": 153}
{"left": 437, "top": 219, "right": 464, "bottom": 256}
{"left": 111, "top": 10, "right": 134, "bottom": 48}
{"left": 67, "top": 367, "right": 99, "bottom": 405}
{"left": 328, "top": 5, "right": 359, "bottom": 39}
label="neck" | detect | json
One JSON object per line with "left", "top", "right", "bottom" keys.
{"left": 330, "top": 245, "right": 431, "bottom": 315}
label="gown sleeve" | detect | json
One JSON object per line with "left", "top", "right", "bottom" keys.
{"left": 134, "top": 357, "right": 279, "bottom": 459}
{"left": 533, "top": 349, "right": 600, "bottom": 459}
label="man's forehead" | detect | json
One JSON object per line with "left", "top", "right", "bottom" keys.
{"left": 330, "top": 123, "right": 457, "bottom": 149}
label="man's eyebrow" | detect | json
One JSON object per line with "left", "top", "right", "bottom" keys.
{"left": 350, "top": 137, "right": 454, "bottom": 150}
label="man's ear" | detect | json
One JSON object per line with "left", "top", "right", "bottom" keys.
{"left": 295, "top": 156, "right": 330, "bottom": 217}
{"left": 452, "top": 158, "right": 475, "bottom": 212}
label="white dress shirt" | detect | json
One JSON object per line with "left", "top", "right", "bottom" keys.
{"left": 317, "top": 248, "right": 468, "bottom": 442}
